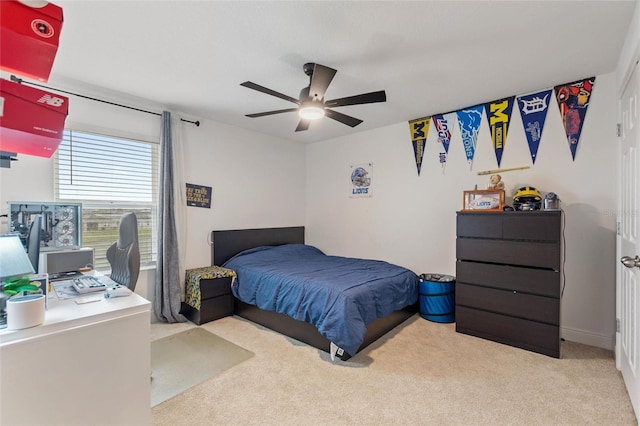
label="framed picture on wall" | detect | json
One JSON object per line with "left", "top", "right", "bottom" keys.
{"left": 349, "top": 163, "right": 373, "bottom": 198}
{"left": 186, "top": 183, "right": 212, "bottom": 208}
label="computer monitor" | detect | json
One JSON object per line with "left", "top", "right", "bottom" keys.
{"left": 26, "top": 215, "right": 42, "bottom": 274}
{"left": 0, "top": 234, "right": 35, "bottom": 279}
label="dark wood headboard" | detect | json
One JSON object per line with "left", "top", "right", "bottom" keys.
{"left": 211, "top": 226, "right": 305, "bottom": 266}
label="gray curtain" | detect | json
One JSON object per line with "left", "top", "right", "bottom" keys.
{"left": 154, "top": 111, "right": 186, "bottom": 323}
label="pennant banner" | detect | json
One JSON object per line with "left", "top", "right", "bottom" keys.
{"left": 456, "top": 105, "right": 484, "bottom": 169}
{"left": 554, "top": 77, "right": 595, "bottom": 160}
{"left": 408, "top": 117, "right": 431, "bottom": 175}
{"left": 432, "top": 113, "right": 455, "bottom": 172}
{"left": 517, "top": 89, "right": 552, "bottom": 164}
{"left": 484, "top": 96, "right": 515, "bottom": 167}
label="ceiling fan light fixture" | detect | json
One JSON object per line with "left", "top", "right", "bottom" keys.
{"left": 299, "top": 105, "right": 325, "bottom": 120}
{"left": 241, "top": 62, "right": 387, "bottom": 131}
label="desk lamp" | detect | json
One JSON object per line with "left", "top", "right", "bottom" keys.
{"left": 0, "top": 234, "right": 36, "bottom": 329}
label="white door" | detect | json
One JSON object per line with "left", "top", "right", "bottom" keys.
{"left": 618, "top": 59, "right": 640, "bottom": 417}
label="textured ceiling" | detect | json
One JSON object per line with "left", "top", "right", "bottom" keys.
{"left": 36, "top": 0, "right": 638, "bottom": 143}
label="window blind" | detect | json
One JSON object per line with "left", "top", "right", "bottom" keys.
{"left": 54, "top": 130, "right": 159, "bottom": 270}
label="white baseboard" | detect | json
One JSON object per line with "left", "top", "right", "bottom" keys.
{"left": 561, "top": 326, "right": 614, "bottom": 351}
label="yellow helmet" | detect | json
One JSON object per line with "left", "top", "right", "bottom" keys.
{"left": 513, "top": 186, "right": 542, "bottom": 211}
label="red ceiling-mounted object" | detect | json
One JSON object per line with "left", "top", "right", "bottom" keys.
{"left": 0, "top": 0, "right": 64, "bottom": 82}
{"left": 0, "top": 78, "right": 68, "bottom": 158}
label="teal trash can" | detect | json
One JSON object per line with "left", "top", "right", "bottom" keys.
{"left": 419, "top": 273, "right": 455, "bottom": 323}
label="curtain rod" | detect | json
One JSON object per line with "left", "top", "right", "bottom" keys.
{"left": 9, "top": 75, "right": 200, "bottom": 127}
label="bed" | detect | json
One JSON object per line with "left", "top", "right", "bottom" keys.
{"left": 211, "top": 226, "right": 419, "bottom": 360}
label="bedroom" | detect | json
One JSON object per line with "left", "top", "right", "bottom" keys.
{"left": 0, "top": 0, "right": 639, "bottom": 423}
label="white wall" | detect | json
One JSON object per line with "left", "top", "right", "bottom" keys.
{"left": 180, "top": 119, "right": 306, "bottom": 270}
{"left": 306, "top": 71, "right": 618, "bottom": 349}
{"left": 0, "top": 92, "right": 306, "bottom": 303}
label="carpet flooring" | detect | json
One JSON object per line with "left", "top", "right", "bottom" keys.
{"left": 150, "top": 327, "right": 254, "bottom": 407}
{"left": 151, "top": 315, "right": 637, "bottom": 425}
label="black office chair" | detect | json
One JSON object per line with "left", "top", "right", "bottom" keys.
{"left": 106, "top": 212, "right": 140, "bottom": 291}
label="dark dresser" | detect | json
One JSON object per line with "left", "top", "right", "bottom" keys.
{"left": 455, "top": 211, "right": 562, "bottom": 358}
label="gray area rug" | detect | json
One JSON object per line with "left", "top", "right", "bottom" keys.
{"left": 151, "top": 327, "right": 254, "bottom": 407}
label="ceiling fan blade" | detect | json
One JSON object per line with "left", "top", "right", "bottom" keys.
{"left": 246, "top": 108, "right": 299, "bottom": 118}
{"left": 324, "top": 90, "right": 387, "bottom": 108}
{"left": 308, "top": 64, "right": 337, "bottom": 101}
{"left": 240, "top": 81, "right": 300, "bottom": 105}
{"left": 295, "top": 119, "right": 310, "bottom": 132}
{"left": 324, "top": 109, "right": 363, "bottom": 128}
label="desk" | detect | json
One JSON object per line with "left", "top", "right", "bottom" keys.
{"left": 0, "top": 273, "right": 151, "bottom": 425}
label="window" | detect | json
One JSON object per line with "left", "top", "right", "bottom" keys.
{"left": 54, "top": 130, "right": 159, "bottom": 270}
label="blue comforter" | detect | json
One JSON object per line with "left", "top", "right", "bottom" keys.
{"left": 223, "top": 244, "right": 419, "bottom": 356}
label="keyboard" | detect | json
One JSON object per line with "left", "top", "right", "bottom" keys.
{"left": 72, "top": 276, "right": 108, "bottom": 294}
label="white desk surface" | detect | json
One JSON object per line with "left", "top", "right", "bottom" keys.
{"left": 0, "top": 272, "right": 151, "bottom": 346}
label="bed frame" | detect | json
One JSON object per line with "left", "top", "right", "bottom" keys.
{"left": 211, "top": 226, "right": 417, "bottom": 360}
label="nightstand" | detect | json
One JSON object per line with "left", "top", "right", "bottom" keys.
{"left": 182, "top": 266, "right": 236, "bottom": 325}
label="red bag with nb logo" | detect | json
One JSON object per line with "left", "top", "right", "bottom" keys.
{"left": 0, "top": 77, "right": 68, "bottom": 158}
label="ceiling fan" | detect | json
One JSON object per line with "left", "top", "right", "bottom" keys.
{"left": 240, "top": 62, "right": 387, "bottom": 132}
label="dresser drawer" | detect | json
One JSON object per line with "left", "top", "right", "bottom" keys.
{"left": 456, "top": 211, "right": 562, "bottom": 242}
{"left": 200, "top": 276, "right": 233, "bottom": 299}
{"left": 456, "top": 283, "right": 559, "bottom": 325}
{"left": 456, "top": 238, "right": 560, "bottom": 269}
{"left": 502, "top": 213, "right": 561, "bottom": 242}
{"left": 456, "top": 213, "right": 502, "bottom": 238}
{"left": 199, "top": 294, "right": 234, "bottom": 323}
{"left": 456, "top": 261, "right": 560, "bottom": 298}
{"left": 456, "top": 306, "right": 560, "bottom": 358}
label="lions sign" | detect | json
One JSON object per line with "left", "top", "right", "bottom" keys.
{"left": 350, "top": 163, "right": 372, "bottom": 198}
